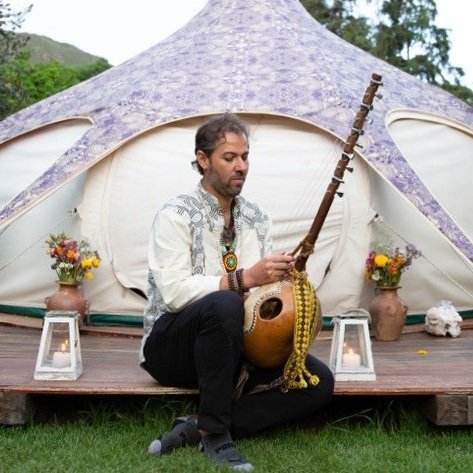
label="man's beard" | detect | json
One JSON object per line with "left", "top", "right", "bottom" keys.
{"left": 210, "top": 172, "right": 245, "bottom": 198}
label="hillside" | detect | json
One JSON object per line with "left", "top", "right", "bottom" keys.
{"left": 17, "top": 32, "right": 105, "bottom": 66}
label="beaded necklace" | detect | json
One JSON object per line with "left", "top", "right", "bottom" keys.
{"left": 197, "top": 186, "right": 239, "bottom": 273}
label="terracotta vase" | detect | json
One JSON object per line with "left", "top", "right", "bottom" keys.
{"left": 368, "top": 286, "right": 407, "bottom": 341}
{"left": 45, "top": 281, "right": 89, "bottom": 328}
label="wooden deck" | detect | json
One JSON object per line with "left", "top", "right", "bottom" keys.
{"left": 1, "top": 316, "right": 473, "bottom": 425}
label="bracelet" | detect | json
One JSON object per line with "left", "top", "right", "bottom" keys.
{"left": 236, "top": 268, "right": 245, "bottom": 295}
{"left": 228, "top": 271, "right": 239, "bottom": 293}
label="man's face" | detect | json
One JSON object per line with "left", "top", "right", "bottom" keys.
{"left": 199, "top": 132, "right": 249, "bottom": 200}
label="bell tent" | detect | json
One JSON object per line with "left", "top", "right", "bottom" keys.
{"left": 0, "top": 0, "right": 472, "bottom": 327}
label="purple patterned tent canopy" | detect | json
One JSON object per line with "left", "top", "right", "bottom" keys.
{"left": 1, "top": 0, "right": 472, "bottom": 259}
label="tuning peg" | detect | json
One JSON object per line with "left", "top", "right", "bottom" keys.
{"left": 376, "top": 93, "right": 383, "bottom": 100}
{"left": 346, "top": 167, "right": 353, "bottom": 173}
{"left": 341, "top": 152, "right": 354, "bottom": 160}
{"left": 336, "top": 192, "right": 344, "bottom": 198}
{"left": 332, "top": 176, "right": 344, "bottom": 184}
{"left": 370, "top": 74, "right": 383, "bottom": 86}
{"left": 352, "top": 127, "right": 365, "bottom": 135}
{"left": 355, "top": 142, "right": 363, "bottom": 148}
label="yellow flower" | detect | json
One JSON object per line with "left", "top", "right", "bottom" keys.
{"left": 91, "top": 257, "right": 101, "bottom": 268}
{"left": 84, "top": 271, "right": 94, "bottom": 280}
{"left": 81, "top": 258, "right": 92, "bottom": 269}
{"left": 374, "top": 254, "right": 389, "bottom": 267}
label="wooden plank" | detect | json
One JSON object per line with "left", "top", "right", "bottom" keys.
{"left": 2, "top": 324, "right": 473, "bottom": 396}
{"left": 0, "top": 391, "right": 30, "bottom": 425}
{"left": 423, "top": 395, "right": 473, "bottom": 426}
{"left": 0, "top": 324, "right": 196, "bottom": 395}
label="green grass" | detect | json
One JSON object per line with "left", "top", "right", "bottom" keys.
{"left": 1, "top": 395, "right": 473, "bottom": 473}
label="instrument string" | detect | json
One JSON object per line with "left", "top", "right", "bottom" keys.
{"left": 273, "top": 137, "right": 343, "bottom": 254}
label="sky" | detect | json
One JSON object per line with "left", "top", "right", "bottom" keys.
{"left": 7, "top": 0, "right": 473, "bottom": 89}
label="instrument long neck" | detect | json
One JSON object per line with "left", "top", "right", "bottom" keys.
{"left": 292, "top": 73, "right": 383, "bottom": 272}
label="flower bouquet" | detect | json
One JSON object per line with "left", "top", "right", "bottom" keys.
{"left": 46, "top": 232, "right": 101, "bottom": 284}
{"left": 365, "top": 238, "right": 421, "bottom": 341}
{"left": 365, "top": 241, "right": 421, "bottom": 288}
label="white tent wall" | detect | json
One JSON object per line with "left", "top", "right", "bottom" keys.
{"left": 0, "top": 120, "right": 91, "bottom": 208}
{"left": 78, "top": 114, "right": 369, "bottom": 322}
{"left": 387, "top": 112, "right": 473, "bottom": 240}
{"left": 359, "top": 113, "right": 473, "bottom": 314}
{"left": 0, "top": 180, "right": 84, "bottom": 308}
{"left": 1, "top": 113, "right": 473, "bottom": 324}
{"left": 0, "top": 121, "right": 91, "bottom": 313}
{"left": 363, "top": 171, "right": 473, "bottom": 314}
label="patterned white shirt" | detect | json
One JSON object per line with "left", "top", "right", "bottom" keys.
{"left": 140, "top": 182, "right": 272, "bottom": 360}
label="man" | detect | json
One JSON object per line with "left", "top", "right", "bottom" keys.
{"left": 141, "top": 113, "right": 334, "bottom": 471}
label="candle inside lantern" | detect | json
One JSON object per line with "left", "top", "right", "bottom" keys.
{"left": 52, "top": 342, "right": 71, "bottom": 368}
{"left": 342, "top": 347, "right": 361, "bottom": 369}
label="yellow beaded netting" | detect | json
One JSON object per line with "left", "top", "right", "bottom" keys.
{"left": 281, "top": 269, "right": 322, "bottom": 392}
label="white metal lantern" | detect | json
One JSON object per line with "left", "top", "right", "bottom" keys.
{"left": 34, "top": 311, "right": 83, "bottom": 380}
{"left": 329, "top": 309, "right": 376, "bottom": 381}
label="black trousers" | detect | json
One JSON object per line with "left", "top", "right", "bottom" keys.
{"left": 142, "top": 290, "right": 334, "bottom": 438}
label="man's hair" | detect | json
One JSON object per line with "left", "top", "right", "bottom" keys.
{"left": 192, "top": 112, "right": 250, "bottom": 175}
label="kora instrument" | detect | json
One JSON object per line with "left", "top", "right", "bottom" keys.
{"left": 243, "top": 73, "right": 383, "bottom": 390}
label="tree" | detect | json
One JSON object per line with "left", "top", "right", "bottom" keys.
{"left": 373, "top": 0, "right": 463, "bottom": 84}
{"left": 0, "top": 1, "right": 31, "bottom": 62}
{"left": 303, "top": 0, "right": 373, "bottom": 50}
{"left": 0, "top": 1, "right": 32, "bottom": 118}
{"left": 75, "top": 58, "right": 111, "bottom": 82}
{"left": 301, "top": 0, "right": 473, "bottom": 106}
{"left": 0, "top": 2, "right": 111, "bottom": 120}
{"left": 1, "top": 51, "right": 111, "bottom": 119}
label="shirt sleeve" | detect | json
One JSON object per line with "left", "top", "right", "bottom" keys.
{"left": 263, "top": 217, "right": 273, "bottom": 256}
{"left": 148, "top": 208, "right": 221, "bottom": 313}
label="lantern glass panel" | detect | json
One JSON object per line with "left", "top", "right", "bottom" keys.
{"left": 46, "top": 322, "right": 71, "bottom": 368}
{"left": 342, "top": 323, "right": 367, "bottom": 369}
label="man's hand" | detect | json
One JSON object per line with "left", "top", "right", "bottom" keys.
{"left": 243, "top": 253, "right": 295, "bottom": 289}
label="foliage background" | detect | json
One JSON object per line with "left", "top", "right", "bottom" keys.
{"left": 301, "top": 0, "right": 473, "bottom": 106}
{"left": 0, "top": 2, "right": 111, "bottom": 120}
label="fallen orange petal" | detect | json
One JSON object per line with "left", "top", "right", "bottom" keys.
{"left": 417, "top": 349, "right": 428, "bottom": 356}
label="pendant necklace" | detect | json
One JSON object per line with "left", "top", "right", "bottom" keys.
{"left": 221, "top": 212, "right": 238, "bottom": 273}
